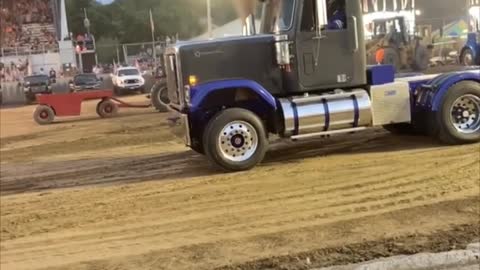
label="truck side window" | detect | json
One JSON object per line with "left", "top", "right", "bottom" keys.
{"left": 300, "top": 0, "right": 316, "bottom": 32}
{"left": 326, "top": 0, "right": 347, "bottom": 30}
{"left": 301, "top": 0, "right": 347, "bottom": 32}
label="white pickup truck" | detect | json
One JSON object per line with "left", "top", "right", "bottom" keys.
{"left": 111, "top": 66, "right": 146, "bottom": 95}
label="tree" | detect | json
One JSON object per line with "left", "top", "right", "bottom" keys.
{"left": 66, "top": 0, "right": 213, "bottom": 43}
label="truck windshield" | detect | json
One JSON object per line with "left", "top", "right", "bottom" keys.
{"left": 75, "top": 74, "right": 98, "bottom": 84}
{"left": 118, "top": 69, "right": 140, "bottom": 76}
{"left": 24, "top": 75, "right": 49, "bottom": 85}
{"left": 260, "top": 0, "right": 295, "bottom": 33}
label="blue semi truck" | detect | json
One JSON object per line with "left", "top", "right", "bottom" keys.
{"left": 164, "top": 0, "right": 480, "bottom": 171}
{"left": 461, "top": 0, "right": 480, "bottom": 66}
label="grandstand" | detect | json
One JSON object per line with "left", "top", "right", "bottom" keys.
{"left": 1, "top": 0, "right": 73, "bottom": 77}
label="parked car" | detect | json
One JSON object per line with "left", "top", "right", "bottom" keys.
{"left": 22, "top": 75, "right": 52, "bottom": 104}
{"left": 69, "top": 73, "right": 103, "bottom": 92}
{"left": 111, "top": 67, "right": 146, "bottom": 95}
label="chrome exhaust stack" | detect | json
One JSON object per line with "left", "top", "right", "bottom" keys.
{"left": 242, "top": 14, "right": 257, "bottom": 36}
{"left": 233, "top": 0, "right": 257, "bottom": 35}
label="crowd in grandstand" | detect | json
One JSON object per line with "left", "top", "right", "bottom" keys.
{"left": 1, "top": 0, "right": 57, "bottom": 54}
{"left": 0, "top": 60, "right": 30, "bottom": 83}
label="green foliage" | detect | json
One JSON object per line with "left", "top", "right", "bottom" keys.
{"left": 95, "top": 37, "right": 120, "bottom": 63}
{"left": 66, "top": 0, "right": 238, "bottom": 43}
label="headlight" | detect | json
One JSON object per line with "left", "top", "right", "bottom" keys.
{"left": 188, "top": 75, "right": 198, "bottom": 86}
{"left": 117, "top": 79, "right": 124, "bottom": 85}
{"left": 140, "top": 78, "right": 145, "bottom": 84}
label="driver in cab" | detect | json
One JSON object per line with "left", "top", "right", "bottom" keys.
{"left": 327, "top": 0, "right": 346, "bottom": 30}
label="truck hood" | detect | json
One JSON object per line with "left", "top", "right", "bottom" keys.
{"left": 166, "top": 34, "right": 283, "bottom": 99}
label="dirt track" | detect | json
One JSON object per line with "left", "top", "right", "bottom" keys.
{"left": 0, "top": 96, "right": 479, "bottom": 270}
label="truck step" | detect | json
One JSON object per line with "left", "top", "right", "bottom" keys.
{"left": 291, "top": 127, "right": 367, "bottom": 141}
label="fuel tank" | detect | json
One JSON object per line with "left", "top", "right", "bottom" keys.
{"left": 280, "top": 90, "right": 372, "bottom": 137}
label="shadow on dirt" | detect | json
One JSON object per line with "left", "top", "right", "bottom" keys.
{"left": 264, "top": 130, "right": 444, "bottom": 165}
{"left": 0, "top": 151, "right": 212, "bottom": 196}
{"left": 47, "top": 110, "right": 157, "bottom": 125}
{"left": 1, "top": 130, "right": 448, "bottom": 196}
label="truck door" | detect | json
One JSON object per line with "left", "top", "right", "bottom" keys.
{"left": 296, "top": 0, "right": 365, "bottom": 91}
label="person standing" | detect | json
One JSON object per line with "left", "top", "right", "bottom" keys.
{"left": 49, "top": 68, "right": 56, "bottom": 83}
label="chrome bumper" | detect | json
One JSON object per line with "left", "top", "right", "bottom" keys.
{"left": 180, "top": 114, "right": 191, "bottom": 146}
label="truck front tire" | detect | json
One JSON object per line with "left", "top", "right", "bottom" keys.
{"left": 150, "top": 81, "right": 169, "bottom": 112}
{"left": 432, "top": 81, "right": 480, "bottom": 144}
{"left": 460, "top": 49, "right": 475, "bottom": 66}
{"left": 203, "top": 108, "right": 268, "bottom": 172}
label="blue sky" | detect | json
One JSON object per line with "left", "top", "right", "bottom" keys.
{"left": 96, "top": 0, "right": 115, "bottom": 5}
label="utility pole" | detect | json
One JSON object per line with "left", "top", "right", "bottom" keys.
{"left": 149, "top": 9, "right": 157, "bottom": 70}
{"left": 207, "top": 0, "right": 212, "bottom": 38}
{"left": 116, "top": 46, "right": 120, "bottom": 63}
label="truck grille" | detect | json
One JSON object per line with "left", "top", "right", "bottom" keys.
{"left": 166, "top": 54, "right": 181, "bottom": 106}
{"left": 125, "top": 79, "right": 139, "bottom": 84}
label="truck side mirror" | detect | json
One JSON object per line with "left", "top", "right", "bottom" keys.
{"left": 316, "top": 0, "right": 329, "bottom": 37}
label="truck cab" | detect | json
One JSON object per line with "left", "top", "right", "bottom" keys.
{"left": 461, "top": 0, "right": 480, "bottom": 66}
{"left": 165, "top": 0, "right": 480, "bottom": 171}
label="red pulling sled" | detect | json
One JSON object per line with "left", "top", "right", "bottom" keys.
{"left": 33, "top": 90, "right": 151, "bottom": 125}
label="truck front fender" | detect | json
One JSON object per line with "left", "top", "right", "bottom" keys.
{"left": 421, "top": 70, "right": 480, "bottom": 111}
{"left": 189, "top": 79, "right": 277, "bottom": 112}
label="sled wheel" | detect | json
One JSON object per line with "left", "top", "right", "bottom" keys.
{"left": 97, "top": 99, "right": 118, "bottom": 118}
{"left": 34, "top": 105, "right": 55, "bottom": 125}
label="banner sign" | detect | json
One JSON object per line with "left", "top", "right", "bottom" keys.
{"left": 362, "top": 0, "right": 415, "bottom": 13}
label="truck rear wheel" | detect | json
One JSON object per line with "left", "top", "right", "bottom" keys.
{"left": 432, "top": 81, "right": 480, "bottom": 144}
{"left": 203, "top": 108, "right": 268, "bottom": 172}
{"left": 382, "top": 48, "right": 401, "bottom": 72}
{"left": 412, "top": 45, "right": 430, "bottom": 71}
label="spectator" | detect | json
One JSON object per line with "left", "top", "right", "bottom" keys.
{"left": 1, "top": 0, "right": 57, "bottom": 53}
{"left": 49, "top": 68, "right": 56, "bottom": 82}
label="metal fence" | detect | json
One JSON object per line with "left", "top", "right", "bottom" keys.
{"left": 121, "top": 40, "right": 171, "bottom": 68}
{"left": 1, "top": 45, "right": 60, "bottom": 58}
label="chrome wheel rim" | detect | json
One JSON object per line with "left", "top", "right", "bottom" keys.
{"left": 450, "top": 94, "right": 480, "bottom": 134}
{"left": 218, "top": 121, "right": 258, "bottom": 162}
